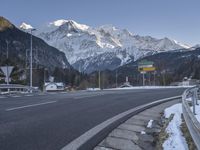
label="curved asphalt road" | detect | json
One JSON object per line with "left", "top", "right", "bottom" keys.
{"left": 0, "top": 88, "right": 185, "bottom": 150}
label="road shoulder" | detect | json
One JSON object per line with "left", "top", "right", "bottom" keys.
{"left": 94, "top": 99, "right": 180, "bottom": 150}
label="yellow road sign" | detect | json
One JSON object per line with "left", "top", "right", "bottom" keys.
{"left": 139, "top": 67, "right": 156, "bottom": 72}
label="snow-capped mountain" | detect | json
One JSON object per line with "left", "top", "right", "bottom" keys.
{"left": 20, "top": 20, "right": 191, "bottom": 73}
{"left": 20, "top": 22, "right": 33, "bottom": 30}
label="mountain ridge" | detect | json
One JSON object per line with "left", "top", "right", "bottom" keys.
{"left": 20, "top": 19, "right": 192, "bottom": 73}
{"left": 0, "top": 16, "right": 71, "bottom": 71}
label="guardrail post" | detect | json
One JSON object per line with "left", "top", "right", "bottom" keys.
{"left": 182, "top": 86, "right": 200, "bottom": 149}
{"left": 192, "top": 91, "right": 196, "bottom": 115}
{"left": 195, "top": 89, "right": 199, "bottom": 105}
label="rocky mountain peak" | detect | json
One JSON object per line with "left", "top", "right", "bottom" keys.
{"left": 0, "top": 16, "right": 14, "bottom": 31}
{"left": 22, "top": 19, "right": 192, "bottom": 73}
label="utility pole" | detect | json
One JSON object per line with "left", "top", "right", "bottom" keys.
{"left": 116, "top": 70, "right": 118, "bottom": 88}
{"left": 142, "top": 72, "right": 145, "bottom": 86}
{"left": 43, "top": 68, "right": 47, "bottom": 92}
{"left": 6, "top": 40, "right": 9, "bottom": 60}
{"left": 98, "top": 70, "right": 101, "bottom": 89}
{"left": 79, "top": 65, "right": 81, "bottom": 85}
{"left": 154, "top": 71, "right": 156, "bottom": 86}
{"left": 6, "top": 40, "right": 9, "bottom": 85}
{"left": 102, "top": 71, "right": 104, "bottom": 89}
{"left": 162, "top": 70, "right": 166, "bottom": 86}
{"left": 149, "top": 72, "right": 151, "bottom": 86}
{"left": 30, "top": 30, "right": 33, "bottom": 93}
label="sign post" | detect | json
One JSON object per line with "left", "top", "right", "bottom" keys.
{"left": 0, "top": 66, "right": 14, "bottom": 84}
{"left": 138, "top": 60, "right": 156, "bottom": 86}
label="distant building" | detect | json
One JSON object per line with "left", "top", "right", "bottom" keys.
{"left": 175, "top": 77, "right": 200, "bottom": 86}
{"left": 119, "top": 76, "right": 133, "bottom": 88}
{"left": 44, "top": 82, "right": 65, "bottom": 92}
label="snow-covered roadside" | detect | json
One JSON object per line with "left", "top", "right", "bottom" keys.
{"left": 162, "top": 103, "right": 189, "bottom": 150}
{"left": 105, "top": 86, "right": 193, "bottom": 90}
{"left": 86, "top": 88, "right": 101, "bottom": 91}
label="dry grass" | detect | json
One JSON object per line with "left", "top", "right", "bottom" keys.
{"left": 155, "top": 114, "right": 174, "bottom": 150}
{"left": 180, "top": 114, "right": 197, "bottom": 150}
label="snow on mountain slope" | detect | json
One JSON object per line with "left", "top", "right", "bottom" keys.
{"left": 20, "top": 22, "right": 33, "bottom": 30}
{"left": 20, "top": 20, "right": 191, "bottom": 73}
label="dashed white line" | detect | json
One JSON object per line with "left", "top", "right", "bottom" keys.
{"left": 0, "top": 96, "right": 6, "bottom": 99}
{"left": 38, "top": 93, "right": 46, "bottom": 96}
{"left": 49, "top": 93, "right": 57, "bottom": 95}
{"left": 74, "top": 94, "right": 105, "bottom": 99}
{"left": 25, "top": 95, "right": 34, "bottom": 97}
{"left": 6, "top": 101, "right": 57, "bottom": 111}
{"left": 10, "top": 95, "right": 21, "bottom": 98}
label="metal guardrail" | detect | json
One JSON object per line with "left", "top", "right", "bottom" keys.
{"left": 0, "top": 84, "right": 30, "bottom": 89}
{"left": 182, "top": 86, "right": 200, "bottom": 149}
{"left": 0, "top": 84, "right": 39, "bottom": 94}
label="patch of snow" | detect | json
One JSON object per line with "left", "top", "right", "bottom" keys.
{"left": 20, "top": 22, "right": 33, "bottom": 30}
{"left": 163, "top": 103, "right": 189, "bottom": 150}
{"left": 173, "top": 40, "right": 191, "bottom": 49}
{"left": 71, "top": 20, "right": 89, "bottom": 31}
{"left": 49, "top": 19, "right": 89, "bottom": 30}
{"left": 51, "top": 19, "right": 67, "bottom": 26}
{"left": 86, "top": 88, "right": 101, "bottom": 91}
{"left": 105, "top": 86, "right": 193, "bottom": 91}
{"left": 147, "top": 120, "right": 153, "bottom": 128}
{"left": 186, "top": 97, "right": 192, "bottom": 101}
{"left": 67, "top": 33, "right": 72, "bottom": 37}
{"left": 141, "top": 131, "right": 146, "bottom": 134}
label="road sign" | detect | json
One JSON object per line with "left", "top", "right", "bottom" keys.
{"left": 0, "top": 66, "right": 14, "bottom": 84}
{"left": 138, "top": 64, "right": 153, "bottom": 68}
{"left": 140, "top": 71, "right": 146, "bottom": 74}
{"left": 1, "top": 66, "right": 14, "bottom": 77}
{"left": 138, "top": 60, "right": 154, "bottom": 66}
{"left": 139, "top": 67, "right": 156, "bottom": 72}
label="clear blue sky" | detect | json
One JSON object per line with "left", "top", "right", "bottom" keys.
{"left": 1, "top": 0, "right": 200, "bottom": 45}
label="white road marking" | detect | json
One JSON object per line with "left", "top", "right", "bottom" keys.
{"left": 25, "top": 95, "right": 34, "bottom": 97}
{"left": 49, "top": 93, "right": 57, "bottom": 95}
{"left": 38, "top": 93, "right": 46, "bottom": 96}
{"left": 10, "top": 95, "right": 21, "bottom": 98}
{"left": 6, "top": 101, "right": 57, "bottom": 111}
{"left": 0, "top": 96, "right": 6, "bottom": 99}
{"left": 74, "top": 94, "right": 104, "bottom": 99}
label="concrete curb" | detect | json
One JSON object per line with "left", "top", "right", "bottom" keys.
{"left": 62, "top": 95, "right": 181, "bottom": 150}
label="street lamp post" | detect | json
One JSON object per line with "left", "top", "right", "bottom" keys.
{"left": 30, "top": 29, "right": 36, "bottom": 93}
{"left": 98, "top": 70, "right": 101, "bottom": 89}
{"left": 143, "top": 73, "right": 145, "bottom": 86}
{"left": 6, "top": 40, "right": 9, "bottom": 60}
{"left": 43, "top": 68, "right": 47, "bottom": 92}
{"left": 154, "top": 71, "right": 156, "bottom": 86}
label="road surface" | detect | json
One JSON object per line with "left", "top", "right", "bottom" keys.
{"left": 0, "top": 88, "right": 185, "bottom": 150}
